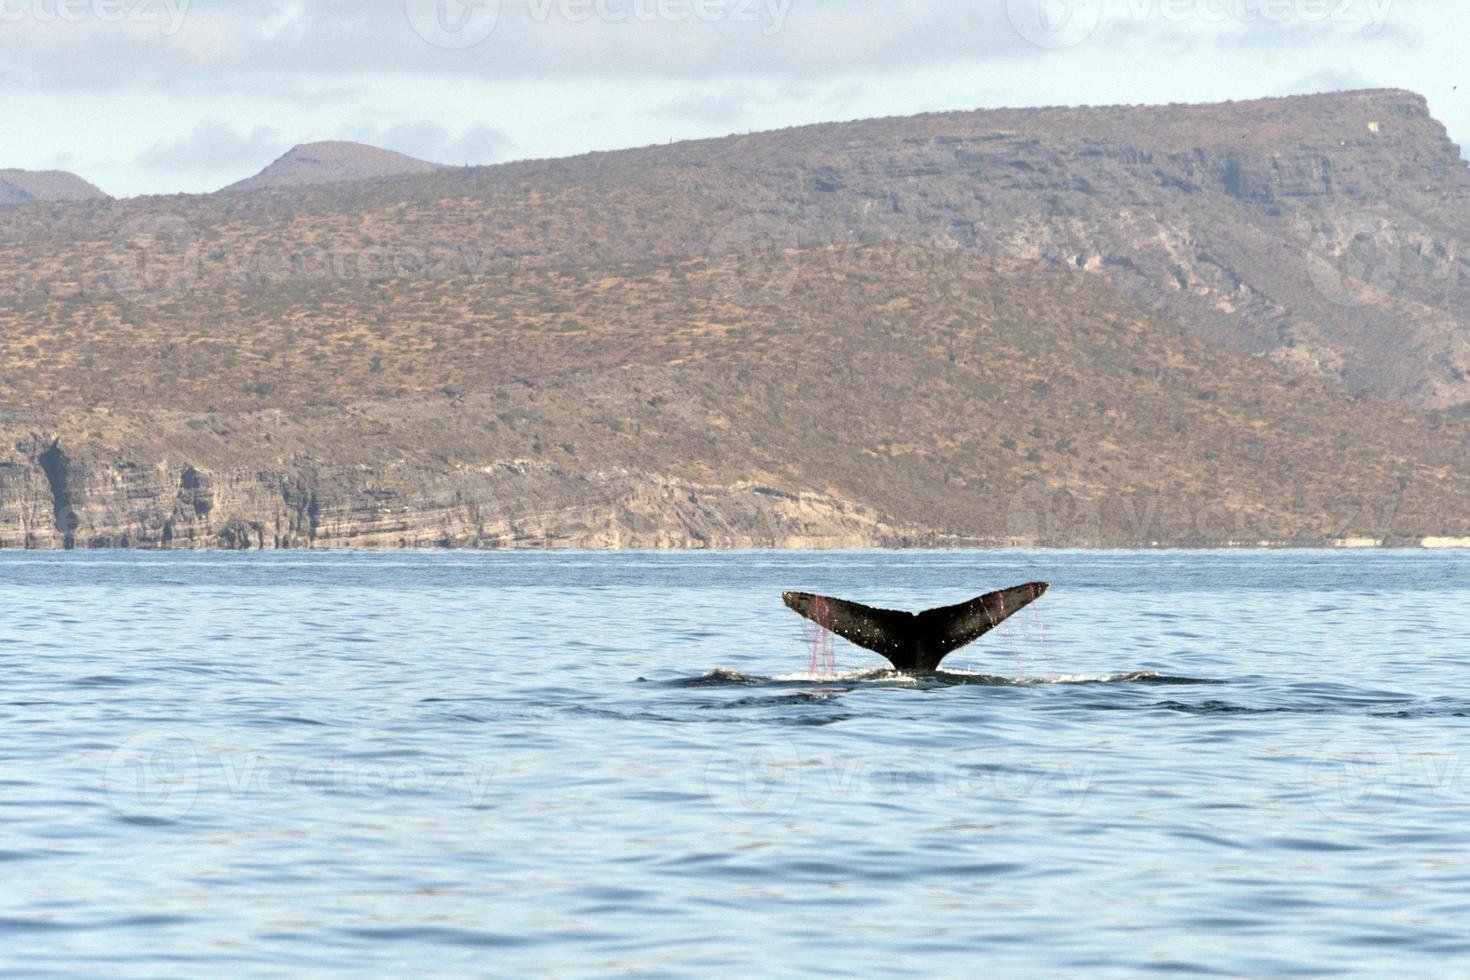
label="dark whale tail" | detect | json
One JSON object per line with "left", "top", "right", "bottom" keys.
{"left": 782, "top": 582, "right": 1049, "bottom": 672}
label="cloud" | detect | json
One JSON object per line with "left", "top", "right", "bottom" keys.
{"left": 7, "top": 0, "right": 1454, "bottom": 200}
{"left": 0, "top": 0, "right": 1103, "bottom": 91}
{"left": 1280, "top": 66, "right": 1375, "bottom": 96}
{"left": 340, "top": 122, "right": 511, "bottom": 164}
{"left": 134, "top": 117, "right": 512, "bottom": 180}
{"left": 0, "top": 0, "right": 1425, "bottom": 97}
{"left": 650, "top": 89, "right": 755, "bottom": 125}
{"left": 139, "top": 118, "right": 288, "bottom": 173}
{"left": 1092, "top": 0, "right": 1418, "bottom": 54}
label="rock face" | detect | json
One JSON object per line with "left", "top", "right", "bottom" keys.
{"left": 3, "top": 250, "right": 1468, "bottom": 553}
{"left": 219, "top": 141, "right": 444, "bottom": 193}
{"left": 0, "top": 437, "right": 918, "bottom": 551}
{"left": 536, "top": 89, "right": 1470, "bottom": 408}
{"left": 0, "top": 169, "right": 109, "bottom": 206}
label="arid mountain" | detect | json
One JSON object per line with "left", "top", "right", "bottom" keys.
{"left": 6, "top": 90, "right": 1468, "bottom": 406}
{"left": 0, "top": 90, "right": 1468, "bottom": 549}
{"left": 0, "top": 169, "right": 109, "bottom": 206}
{"left": 219, "top": 141, "right": 443, "bottom": 193}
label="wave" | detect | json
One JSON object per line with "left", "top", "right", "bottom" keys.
{"left": 667, "top": 668, "right": 1223, "bottom": 688}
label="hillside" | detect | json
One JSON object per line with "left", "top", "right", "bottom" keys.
{"left": 3, "top": 89, "right": 1464, "bottom": 406}
{"left": 1, "top": 90, "right": 1468, "bottom": 549}
{"left": 1, "top": 244, "right": 1467, "bottom": 549}
{"left": 0, "top": 169, "right": 109, "bottom": 206}
{"left": 219, "top": 141, "right": 443, "bottom": 193}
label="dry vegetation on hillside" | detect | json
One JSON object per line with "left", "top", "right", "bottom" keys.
{"left": 1, "top": 90, "right": 1467, "bottom": 548}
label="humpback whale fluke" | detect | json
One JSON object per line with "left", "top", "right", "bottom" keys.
{"left": 782, "top": 582, "right": 1050, "bottom": 672}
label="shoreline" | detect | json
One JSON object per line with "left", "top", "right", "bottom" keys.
{"left": 2, "top": 539, "right": 1468, "bottom": 554}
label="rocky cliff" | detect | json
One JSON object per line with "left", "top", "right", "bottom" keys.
{"left": 2, "top": 248, "right": 1467, "bottom": 550}
{"left": 0, "top": 408, "right": 922, "bottom": 552}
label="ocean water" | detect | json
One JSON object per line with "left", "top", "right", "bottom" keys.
{"left": 1, "top": 549, "right": 1468, "bottom": 976}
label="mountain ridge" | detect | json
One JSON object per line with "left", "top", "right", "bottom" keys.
{"left": 218, "top": 140, "right": 444, "bottom": 193}
{"left": 0, "top": 89, "right": 1468, "bottom": 548}
{"left": 7, "top": 88, "right": 1463, "bottom": 407}
{"left": 0, "top": 169, "right": 109, "bottom": 206}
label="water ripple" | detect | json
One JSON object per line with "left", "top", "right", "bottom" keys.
{"left": 0, "top": 549, "right": 1467, "bottom": 975}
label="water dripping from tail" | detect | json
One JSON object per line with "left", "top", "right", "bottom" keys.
{"left": 804, "top": 594, "right": 838, "bottom": 677}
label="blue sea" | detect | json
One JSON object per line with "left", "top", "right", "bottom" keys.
{"left": 1, "top": 549, "right": 1468, "bottom": 976}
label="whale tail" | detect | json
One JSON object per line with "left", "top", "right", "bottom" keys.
{"left": 782, "top": 582, "right": 1049, "bottom": 672}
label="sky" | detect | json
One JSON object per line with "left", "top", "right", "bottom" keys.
{"left": 2, "top": 0, "right": 1465, "bottom": 198}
